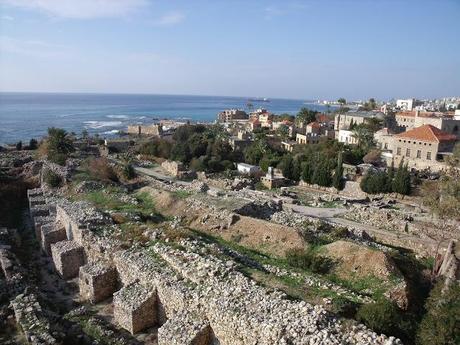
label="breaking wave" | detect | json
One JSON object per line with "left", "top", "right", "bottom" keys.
{"left": 83, "top": 121, "right": 123, "bottom": 129}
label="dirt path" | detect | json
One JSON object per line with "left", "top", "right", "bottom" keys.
{"left": 289, "top": 203, "right": 441, "bottom": 255}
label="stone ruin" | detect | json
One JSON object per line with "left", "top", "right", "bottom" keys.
{"left": 26, "top": 186, "right": 404, "bottom": 345}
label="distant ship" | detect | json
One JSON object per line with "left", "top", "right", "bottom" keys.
{"left": 248, "top": 97, "right": 270, "bottom": 102}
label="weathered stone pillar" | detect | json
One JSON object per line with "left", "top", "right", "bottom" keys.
{"left": 40, "top": 223, "right": 67, "bottom": 255}
{"left": 79, "top": 262, "right": 117, "bottom": 303}
{"left": 51, "top": 240, "right": 85, "bottom": 279}
{"left": 113, "top": 282, "right": 157, "bottom": 334}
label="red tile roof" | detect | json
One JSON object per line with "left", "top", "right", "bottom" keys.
{"left": 307, "top": 121, "right": 321, "bottom": 129}
{"left": 316, "top": 114, "right": 331, "bottom": 123}
{"left": 395, "top": 124, "right": 457, "bottom": 142}
{"left": 396, "top": 111, "right": 441, "bottom": 118}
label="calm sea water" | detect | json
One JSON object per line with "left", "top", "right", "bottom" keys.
{"left": 0, "top": 92, "right": 329, "bottom": 144}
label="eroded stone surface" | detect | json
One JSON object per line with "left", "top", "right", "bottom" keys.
{"left": 51, "top": 240, "right": 85, "bottom": 279}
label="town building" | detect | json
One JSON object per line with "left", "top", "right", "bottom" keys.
{"left": 338, "top": 130, "right": 358, "bottom": 145}
{"left": 229, "top": 131, "right": 252, "bottom": 152}
{"left": 237, "top": 163, "right": 260, "bottom": 176}
{"left": 296, "top": 132, "right": 320, "bottom": 145}
{"left": 374, "top": 128, "right": 394, "bottom": 150}
{"left": 217, "top": 109, "right": 248, "bottom": 123}
{"left": 261, "top": 167, "right": 286, "bottom": 189}
{"left": 395, "top": 111, "right": 460, "bottom": 138}
{"left": 396, "top": 99, "right": 415, "bottom": 111}
{"left": 334, "top": 111, "right": 385, "bottom": 137}
{"left": 388, "top": 124, "right": 457, "bottom": 171}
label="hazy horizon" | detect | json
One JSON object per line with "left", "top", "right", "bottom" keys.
{"left": 1, "top": 0, "right": 459, "bottom": 100}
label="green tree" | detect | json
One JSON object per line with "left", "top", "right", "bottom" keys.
{"left": 46, "top": 127, "right": 74, "bottom": 165}
{"left": 351, "top": 125, "right": 374, "bottom": 151}
{"left": 337, "top": 98, "right": 346, "bottom": 105}
{"left": 333, "top": 152, "right": 344, "bottom": 190}
{"left": 392, "top": 160, "right": 411, "bottom": 195}
{"left": 278, "top": 155, "right": 294, "bottom": 180}
{"left": 15, "top": 141, "right": 22, "bottom": 150}
{"left": 301, "top": 161, "right": 314, "bottom": 184}
{"left": 360, "top": 171, "right": 391, "bottom": 194}
{"left": 312, "top": 161, "right": 332, "bottom": 187}
{"left": 276, "top": 125, "right": 289, "bottom": 140}
{"left": 292, "top": 157, "right": 301, "bottom": 182}
{"left": 296, "top": 107, "right": 318, "bottom": 126}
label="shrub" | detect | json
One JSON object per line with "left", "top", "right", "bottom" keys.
{"left": 28, "top": 138, "right": 38, "bottom": 150}
{"left": 330, "top": 297, "right": 359, "bottom": 318}
{"left": 285, "top": 247, "right": 333, "bottom": 274}
{"left": 88, "top": 158, "right": 118, "bottom": 182}
{"left": 48, "top": 152, "right": 68, "bottom": 166}
{"left": 417, "top": 280, "right": 460, "bottom": 345}
{"left": 360, "top": 170, "right": 391, "bottom": 194}
{"left": 122, "top": 163, "right": 136, "bottom": 180}
{"left": 43, "top": 170, "right": 62, "bottom": 188}
{"left": 356, "top": 299, "right": 402, "bottom": 337}
{"left": 16, "top": 141, "right": 22, "bottom": 150}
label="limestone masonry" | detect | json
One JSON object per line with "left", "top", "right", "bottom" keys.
{"left": 24, "top": 186, "right": 403, "bottom": 345}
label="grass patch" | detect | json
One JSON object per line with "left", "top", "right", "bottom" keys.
{"left": 171, "top": 190, "right": 192, "bottom": 199}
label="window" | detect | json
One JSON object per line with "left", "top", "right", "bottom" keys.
{"left": 406, "top": 148, "right": 411, "bottom": 157}
{"left": 397, "top": 147, "right": 401, "bottom": 155}
{"left": 427, "top": 152, "right": 431, "bottom": 160}
{"left": 417, "top": 150, "right": 421, "bottom": 158}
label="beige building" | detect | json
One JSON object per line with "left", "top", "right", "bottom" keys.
{"left": 334, "top": 111, "right": 385, "bottom": 137}
{"left": 217, "top": 109, "right": 248, "bottom": 122}
{"left": 388, "top": 124, "right": 457, "bottom": 171}
{"left": 296, "top": 132, "right": 320, "bottom": 145}
{"left": 395, "top": 111, "right": 460, "bottom": 138}
{"left": 338, "top": 129, "right": 358, "bottom": 145}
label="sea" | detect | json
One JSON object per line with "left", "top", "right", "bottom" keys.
{"left": 0, "top": 92, "right": 331, "bottom": 144}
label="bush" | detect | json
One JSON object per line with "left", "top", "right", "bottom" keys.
{"left": 360, "top": 171, "right": 391, "bottom": 194}
{"left": 285, "top": 247, "right": 333, "bottom": 274}
{"left": 88, "top": 158, "right": 118, "bottom": 182}
{"left": 122, "top": 163, "right": 136, "bottom": 180}
{"left": 48, "top": 152, "right": 68, "bottom": 166}
{"left": 28, "top": 138, "right": 38, "bottom": 150}
{"left": 417, "top": 280, "right": 460, "bottom": 345}
{"left": 330, "top": 297, "right": 359, "bottom": 318}
{"left": 43, "top": 170, "right": 62, "bottom": 188}
{"left": 356, "top": 299, "right": 403, "bottom": 338}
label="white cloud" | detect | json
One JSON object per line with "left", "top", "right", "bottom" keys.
{"left": 1, "top": 0, "right": 148, "bottom": 19}
{"left": 1, "top": 15, "right": 14, "bottom": 21}
{"left": 0, "top": 36, "right": 70, "bottom": 58}
{"left": 153, "top": 11, "right": 185, "bottom": 26}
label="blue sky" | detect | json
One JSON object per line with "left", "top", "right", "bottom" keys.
{"left": 0, "top": 0, "right": 459, "bottom": 100}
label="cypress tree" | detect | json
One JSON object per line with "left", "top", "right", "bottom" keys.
{"left": 301, "top": 161, "right": 313, "bottom": 184}
{"left": 392, "top": 160, "right": 411, "bottom": 195}
{"left": 313, "top": 161, "right": 332, "bottom": 187}
{"left": 292, "top": 157, "right": 301, "bottom": 182}
{"left": 333, "top": 152, "right": 344, "bottom": 190}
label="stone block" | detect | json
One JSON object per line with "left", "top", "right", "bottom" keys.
{"left": 30, "top": 205, "right": 50, "bottom": 218}
{"left": 51, "top": 240, "right": 85, "bottom": 279}
{"left": 28, "top": 195, "right": 46, "bottom": 209}
{"left": 113, "top": 282, "right": 156, "bottom": 334}
{"left": 27, "top": 188, "right": 43, "bottom": 198}
{"left": 33, "top": 216, "right": 54, "bottom": 242}
{"left": 79, "top": 262, "right": 117, "bottom": 303}
{"left": 41, "top": 223, "right": 67, "bottom": 255}
{"left": 158, "top": 311, "right": 216, "bottom": 345}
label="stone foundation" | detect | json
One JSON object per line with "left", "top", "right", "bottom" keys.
{"left": 33, "top": 215, "right": 54, "bottom": 242}
{"left": 113, "top": 282, "right": 157, "bottom": 334}
{"left": 79, "top": 262, "right": 117, "bottom": 303}
{"left": 41, "top": 223, "right": 67, "bottom": 255}
{"left": 158, "top": 311, "right": 216, "bottom": 345}
{"left": 30, "top": 204, "right": 50, "bottom": 218}
{"left": 51, "top": 240, "right": 85, "bottom": 279}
